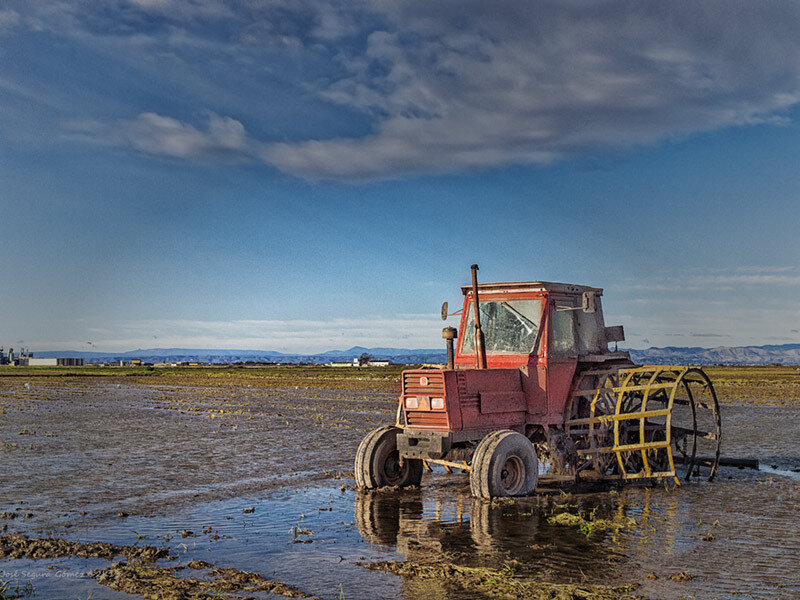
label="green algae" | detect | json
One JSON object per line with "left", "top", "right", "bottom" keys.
{"left": 364, "top": 560, "right": 642, "bottom": 600}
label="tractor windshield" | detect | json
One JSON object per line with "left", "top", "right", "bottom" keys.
{"left": 461, "top": 298, "right": 544, "bottom": 355}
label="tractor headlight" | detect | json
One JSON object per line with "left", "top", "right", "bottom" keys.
{"left": 430, "top": 397, "right": 444, "bottom": 410}
{"left": 405, "top": 397, "right": 419, "bottom": 409}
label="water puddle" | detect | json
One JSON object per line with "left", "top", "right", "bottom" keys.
{"left": 4, "top": 463, "right": 799, "bottom": 599}
{"left": 3, "top": 484, "right": 402, "bottom": 599}
{"left": 759, "top": 465, "right": 800, "bottom": 480}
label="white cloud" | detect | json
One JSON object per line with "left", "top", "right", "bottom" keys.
{"left": 611, "top": 303, "right": 800, "bottom": 350}
{"left": 124, "top": 112, "right": 253, "bottom": 158}
{"left": 66, "top": 112, "right": 267, "bottom": 162}
{"left": 613, "top": 267, "right": 800, "bottom": 294}
{"left": 265, "top": 1, "right": 800, "bottom": 179}
{"left": 116, "top": 0, "right": 235, "bottom": 22}
{"left": 127, "top": 0, "right": 173, "bottom": 8}
{"left": 606, "top": 266, "right": 800, "bottom": 348}
{"left": 32, "top": 298, "right": 798, "bottom": 353}
{"left": 707, "top": 274, "right": 800, "bottom": 286}
{"left": 0, "top": 9, "right": 20, "bottom": 31}
{"left": 14, "top": 1, "right": 800, "bottom": 179}
{"left": 33, "top": 315, "right": 452, "bottom": 353}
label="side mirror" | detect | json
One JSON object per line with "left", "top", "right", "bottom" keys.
{"left": 582, "top": 291, "right": 596, "bottom": 313}
{"left": 441, "top": 301, "right": 449, "bottom": 321}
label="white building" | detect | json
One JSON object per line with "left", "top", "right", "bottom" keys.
{"left": 327, "top": 358, "right": 391, "bottom": 367}
{"left": 23, "top": 357, "right": 84, "bottom": 367}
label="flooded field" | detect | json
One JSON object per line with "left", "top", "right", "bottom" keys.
{"left": 1, "top": 367, "right": 799, "bottom": 599}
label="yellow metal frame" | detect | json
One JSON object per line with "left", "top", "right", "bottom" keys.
{"left": 566, "top": 365, "right": 721, "bottom": 485}
{"left": 422, "top": 458, "right": 471, "bottom": 473}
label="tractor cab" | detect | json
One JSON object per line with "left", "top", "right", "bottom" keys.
{"left": 453, "top": 281, "right": 626, "bottom": 370}
{"left": 389, "top": 278, "right": 630, "bottom": 463}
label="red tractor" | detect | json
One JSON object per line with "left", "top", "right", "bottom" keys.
{"left": 356, "top": 265, "right": 722, "bottom": 498}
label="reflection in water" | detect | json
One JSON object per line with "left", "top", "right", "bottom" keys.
{"left": 355, "top": 466, "right": 800, "bottom": 600}
{"left": 355, "top": 484, "right": 629, "bottom": 584}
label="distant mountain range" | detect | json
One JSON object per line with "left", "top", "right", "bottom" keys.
{"left": 33, "top": 346, "right": 447, "bottom": 365}
{"left": 628, "top": 343, "right": 800, "bottom": 366}
{"left": 30, "top": 343, "right": 800, "bottom": 365}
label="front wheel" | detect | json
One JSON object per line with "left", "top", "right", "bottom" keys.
{"left": 355, "top": 426, "right": 423, "bottom": 489}
{"left": 470, "top": 430, "right": 538, "bottom": 498}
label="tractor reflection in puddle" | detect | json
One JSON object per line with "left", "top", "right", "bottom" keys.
{"left": 353, "top": 486, "right": 635, "bottom": 585}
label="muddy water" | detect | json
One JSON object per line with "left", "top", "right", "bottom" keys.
{"left": 620, "top": 403, "right": 800, "bottom": 600}
{"left": 0, "top": 380, "right": 395, "bottom": 523}
{"left": 1, "top": 380, "right": 799, "bottom": 599}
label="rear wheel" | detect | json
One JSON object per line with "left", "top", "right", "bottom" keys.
{"left": 670, "top": 368, "right": 722, "bottom": 481}
{"left": 470, "top": 430, "right": 538, "bottom": 498}
{"left": 565, "top": 366, "right": 721, "bottom": 484}
{"left": 355, "top": 426, "right": 423, "bottom": 489}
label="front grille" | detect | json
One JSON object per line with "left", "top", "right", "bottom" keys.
{"left": 402, "top": 370, "right": 448, "bottom": 429}
{"left": 406, "top": 410, "right": 449, "bottom": 428}
{"left": 402, "top": 370, "right": 445, "bottom": 396}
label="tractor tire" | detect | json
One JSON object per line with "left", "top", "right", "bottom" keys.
{"left": 354, "top": 426, "right": 423, "bottom": 489}
{"left": 469, "top": 430, "right": 538, "bottom": 498}
{"left": 354, "top": 426, "right": 389, "bottom": 489}
{"left": 354, "top": 489, "right": 423, "bottom": 546}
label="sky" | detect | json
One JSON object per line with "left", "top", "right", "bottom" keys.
{"left": 1, "top": 1, "right": 799, "bottom": 354}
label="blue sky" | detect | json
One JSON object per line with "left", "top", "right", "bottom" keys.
{"left": 1, "top": 1, "right": 799, "bottom": 353}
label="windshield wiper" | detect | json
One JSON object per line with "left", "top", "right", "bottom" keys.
{"left": 500, "top": 302, "right": 538, "bottom": 332}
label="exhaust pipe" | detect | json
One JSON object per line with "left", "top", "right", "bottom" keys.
{"left": 442, "top": 326, "right": 457, "bottom": 369}
{"left": 470, "top": 264, "right": 487, "bottom": 369}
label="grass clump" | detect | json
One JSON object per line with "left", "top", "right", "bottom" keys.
{"left": 91, "top": 561, "right": 317, "bottom": 600}
{"left": 364, "top": 560, "right": 642, "bottom": 600}
{"left": 547, "top": 509, "right": 636, "bottom": 537}
{"left": 0, "top": 578, "right": 34, "bottom": 600}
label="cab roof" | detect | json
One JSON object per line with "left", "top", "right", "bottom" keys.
{"left": 460, "top": 281, "right": 603, "bottom": 296}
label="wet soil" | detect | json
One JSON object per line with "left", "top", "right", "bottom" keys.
{"left": 1, "top": 373, "right": 799, "bottom": 599}
{"left": 90, "top": 561, "right": 316, "bottom": 599}
{"left": 0, "top": 533, "right": 169, "bottom": 562}
{"left": 0, "top": 378, "right": 393, "bottom": 524}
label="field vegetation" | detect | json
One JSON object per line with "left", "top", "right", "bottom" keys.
{"left": 0, "top": 365, "right": 407, "bottom": 391}
{"left": 2, "top": 364, "right": 798, "bottom": 404}
{"left": 703, "top": 365, "right": 800, "bottom": 405}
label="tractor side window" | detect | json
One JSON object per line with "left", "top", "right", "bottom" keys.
{"left": 576, "top": 310, "right": 602, "bottom": 353}
{"left": 461, "top": 299, "right": 543, "bottom": 355}
{"left": 551, "top": 305, "right": 577, "bottom": 355}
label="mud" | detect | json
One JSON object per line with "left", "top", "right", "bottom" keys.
{"left": 0, "top": 533, "right": 170, "bottom": 562}
{"left": 91, "top": 562, "right": 316, "bottom": 600}
{"left": 1, "top": 373, "right": 799, "bottom": 599}
{"left": 0, "top": 378, "right": 394, "bottom": 525}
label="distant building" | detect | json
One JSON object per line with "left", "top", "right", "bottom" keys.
{"left": 0, "top": 347, "right": 24, "bottom": 365}
{"left": 26, "top": 358, "right": 57, "bottom": 366}
{"left": 328, "top": 358, "right": 391, "bottom": 367}
{"left": 22, "top": 357, "right": 84, "bottom": 367}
